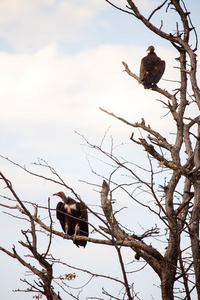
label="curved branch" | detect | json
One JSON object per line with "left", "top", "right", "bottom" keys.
{"left": 148, "top": 0, "right": 168, "bottom": 21}
{"left": 122, "top": 61, "right": 179, "bottom": 110}
{"left": 100, "top": 106, "right": 172, "bottom": 151}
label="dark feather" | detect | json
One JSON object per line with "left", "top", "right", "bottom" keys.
{"left": 56, "top": 202, "right": 66, "bottom": 232}
{"left": 77, "top": 201, "right": 88, "bottom": 236}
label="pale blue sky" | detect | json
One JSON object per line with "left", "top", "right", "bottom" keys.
{"left": 0, "top": 1, "right": 199, "bottom": 299}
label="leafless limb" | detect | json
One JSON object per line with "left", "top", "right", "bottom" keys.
{"left": 148, "top": 0, "right": 168, "bottom": 21}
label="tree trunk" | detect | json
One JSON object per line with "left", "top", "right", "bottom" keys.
{"left": 190, "top": 182, "right": 200, "bottom": 299}
{"left": 160, "top": 263, "right": 175, "bottom": 300}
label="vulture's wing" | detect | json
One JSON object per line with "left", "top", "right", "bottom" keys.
{"left": 79, "top": 201, "right": 89, "bottom": 237}
{"left": 56, "top": 202, "right": 66, "bottom": 232}
{"left": 139, "top": 57, "right": 147, "bottom": 82}
{"left": 150, "top": 59, "right": 165, "bottom": 85}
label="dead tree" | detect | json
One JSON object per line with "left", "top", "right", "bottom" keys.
{"left": 0, "top": 1, "right": 200, "bottom": 300}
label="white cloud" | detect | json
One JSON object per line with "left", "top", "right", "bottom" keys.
{"left": 0, "top": 43, "right": 179, "bottom": 137}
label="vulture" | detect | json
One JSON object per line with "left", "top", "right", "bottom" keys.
{"left": 53, "top": 192, "right": 88, "bottom": 247}
{"left": 139, "top": 46, "right": 165, "bottom": 89}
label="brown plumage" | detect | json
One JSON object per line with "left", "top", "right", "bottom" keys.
{"left": 140, "top": 46, "right": 165, "bottom": 89}
{"left": 53, "top": 192, "right": 88, "bottom": 247}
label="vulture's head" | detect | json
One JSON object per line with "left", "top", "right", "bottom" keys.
{"left": 147, "top": 45, "right": 155, "bottom": 53}
{"left": 53, "top": 191, "right": 65, "bottom": 201}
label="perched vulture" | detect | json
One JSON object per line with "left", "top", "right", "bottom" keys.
{"left": 139, "top": 46, "right": 165, "bottom": 89}
{"left": 53, "top": 192, "right": 88, "bottom": 247}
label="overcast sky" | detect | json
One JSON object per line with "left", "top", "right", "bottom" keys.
{"left": 0, "top": 1, "right": 199, "bottom": 299}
